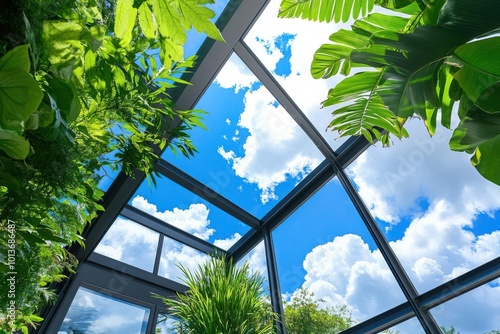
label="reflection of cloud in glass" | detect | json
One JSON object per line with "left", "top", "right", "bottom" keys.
{"left": 59, "top": 287, "right": 149, "bottom": 334}
{"left": 156, "top": 313, "right": 180, "bottom": 334}
{"left": 95, "top": 217, "right": 159, "bottom": 272}
{"left": 158, "top": 236, "right": 209, "bottom": 284}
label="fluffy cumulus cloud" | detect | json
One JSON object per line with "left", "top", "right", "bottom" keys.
{"left": 132, "top": 195, "right": 215, "bottom": 240}
{"left": 95, "top": 196, "right": 244, "bottom": 284}
{"left": 291, "top": 121, "right": 500, "bottom": 333}
{"left": 212, "top": 0, "right": 359, "bottom": 203}
{"left": 217, "top": 81, "right": 322, "bottom": 203}
{"left": 300, "top": 234, "right": 406, "bottom": 321}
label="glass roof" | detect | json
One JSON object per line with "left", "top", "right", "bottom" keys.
{"left": 41, "top": 1, "right": 500, "bottom": 334}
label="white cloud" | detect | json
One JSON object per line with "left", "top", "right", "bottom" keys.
{"left": 301, "top": 234, "right": 405, "bottom": 321}
{"left": 94, "top": 217, "right": 159, "bottom": 272}
{"left": 214, "top": 232, "right": 242, "bottom": 250}
{"left": 292, "top": 119, "right": 500, "bottom": 332}
{"left": 216, "top": 80, "right": 322, "bottom": 203}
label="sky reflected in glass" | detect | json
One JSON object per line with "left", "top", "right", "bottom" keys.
{"left": 59, "top": 287, "right": 149, "bottom": 334}
{"left": 94, "top": 217, "right": 159, "bottom": 272}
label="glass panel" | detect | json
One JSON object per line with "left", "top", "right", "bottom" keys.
{"left": 346, "top": 119, "right": 500, "bottom": 293}
{"left": 430, "top": 282, "right": 500, "bottom": 334}
{"left": 158, "top": 235, "right": 209, "bottom": 284}
{"left": 131, "top": 175, "right": 249, "bottom": 249}
{"left": 58, "top": 287, "right": 149, "bottom": 334}
{"left": 94, "top": 217, "right": 159, "bottom": 272}
{"left": 156, "top": 313, "right": 180, "bottom": 334}
{"left": 244, "top": 0, "right": 351, "bottom": 150}
{"left": 273, "top": 177, "right": 406, "bottom": 328}
{"left": 162, "top": 53, "right": 324, "bottom": 218}
{"left": 237, "top": 240, "right": 269, "bottom": 292}
{"left": 385, "top": 317, "right": 424, "bottom": 334}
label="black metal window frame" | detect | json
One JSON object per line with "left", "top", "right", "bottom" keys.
{"left": 37, "top": 1, "right": 500, "bottom": 333}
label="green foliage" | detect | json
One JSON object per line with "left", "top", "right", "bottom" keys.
{"left": 114, "top": 0, "right": 224, "bottom": 68}
{"left": 280, "top": 0, "right": 500, "bottom": 185}
{"left": 0, "top": 0, "right": 220, "bottom": 331}
{"left": 284, "top": 288, "right": 352, "bottom": 334}
{"left": 156, "top": 254, "right": 277, "bottom": 334}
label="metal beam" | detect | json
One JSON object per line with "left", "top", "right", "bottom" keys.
{"left": 234, "top": 40, "right": 338, "bottom": 163}
{"left": 340, "top": 303, "right": 414, "bottom": 334}
{"left": 334, "top": 165, "right": 442, "bottom": 334}
{"left": 155, "top": 159, "right": 260, "bottom": 229}
{"left": 263, "top": 226, "right": 287, "bottom": 334}
{"left": 122, "top": 205, "right": 226, "bottom": 256}
{"left": 418, "top": 256, "right": 500, "bottom": 310}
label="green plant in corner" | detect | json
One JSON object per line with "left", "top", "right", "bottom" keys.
{"left": 155, "top": 254, "right": 278, "bottom": 334}
{"left": 278, "top": 0, "right": 500, "bottom": 186}
{"left": 0, "top": 0, "right": 223, "bottom": 332}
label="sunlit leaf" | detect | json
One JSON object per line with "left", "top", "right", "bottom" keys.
{"left": 138, "top": 2, "right": 156, "bottom": 39}
{"left": 279, "top": 0, "right": 376, "bottom": 23}
{"left": 115, "top": 0, "right": 138, "bottom": 45}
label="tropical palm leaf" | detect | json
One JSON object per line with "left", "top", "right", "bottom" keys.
{"left": 311, "top": 13, "right": 408, "bottom": 79}
{"left": 324, "top": 71, "right": 408, "bottom": 143}
{"left": 278, "top": 0, "right": 376, "bottom": 23}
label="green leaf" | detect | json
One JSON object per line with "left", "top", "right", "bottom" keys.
{"left": 324, "top": 71, "right": 405, "bottom": 142}
{"left": 0, "top": 170, "right": 20, "bottom": 191}
{"left": 474, "top": 82, "right": 500, "bottom": 113}
{"left": 311, "top": 13, "right": 407, "bottom": 79}
{"left": 138, "top": 2, "right": 156, "bottom": 39}
{"left": 311, "top": 29, "right": 370, "bottom": 79}
{"left": 279, "top": 0, "right": 376, "bottom": 23}
{"left": 151, "top": 0, "right": 187, "bottom": 43}
{"left": 46, "top": 78, "right": 81, "bottom": 122}
{"left": 0, "top": 69, "right": 44, "bottom": 128}
{"left": 0, "top": 128, "right": 30, "bottom": 159}
{"left": 450, "top": 105, "right": 500, "bottom": 151}
{"left": 0, "top": 45, "right": 31, "bottom": 72}
{"left": 471, "top": 134, "right": 500, "bottom": 186}
{"left": 115, "top": 0, "right": 138, "bottom": 45}
{"left": 177, "top": 0, "right": 224, "bottom": 41}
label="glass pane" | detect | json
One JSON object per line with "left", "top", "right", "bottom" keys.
{"left": 346, "top": 119, "right": 500, "bottom": 293}
{"left": 131, "top": 175, "right": 249, "bottom": 249}
{"left": 273, "top": 177, "right": 406, "bottom": 328}
{"left": 58, "top": 287, "right": 150, "bottom": 334}
{"left": 162, "top": 53, "right": 324, "bottom": 218}
{"left": 385, "top": 317, "right": 424, "bottom": 334}
{"left": 158, "top": 235, "right": 209, "bottom": 284}
{"left": 244, "top": 0, "right": 351, "bottom": 150}
{"left": 94, "top": 217, "right": 159, "bottom": 272}
{"left": 430, "top": 282, "right": 500, "bottom": 334}
{"left": 237, "top": 240, "right": 269, "bottom": 292}
{"left": 156, "top": 313, "right": 180, "bottom": 334}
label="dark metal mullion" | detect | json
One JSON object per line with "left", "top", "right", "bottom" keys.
{"left": 234, "top": 40, "right": 337, "bottom": 163}
{"left": 156, "top": 159, "right": 260, "bottom": 229}
{"left": 153, "top": 233, "right": 164, "bottom": 275}
{"left": 333, "top": 164, "right": 441, "bottom": 334}
{"left": 229, "top": 159, "right": 334, "bottom": 262}
{"left": 418, "top": 255, "right": 500, "bottom": 310}
{"left": 339, "top": 302, "right": 414, "bottom": 334}
{"left": 263, "top": 226, "right": 287, "bottom": 334}
{"left": 122, "top": 205, "right": 225, "bottom": 256}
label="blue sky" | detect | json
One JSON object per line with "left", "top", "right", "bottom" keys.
{"left": 91, "top": 1, "right": 500, "bottom": 333}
